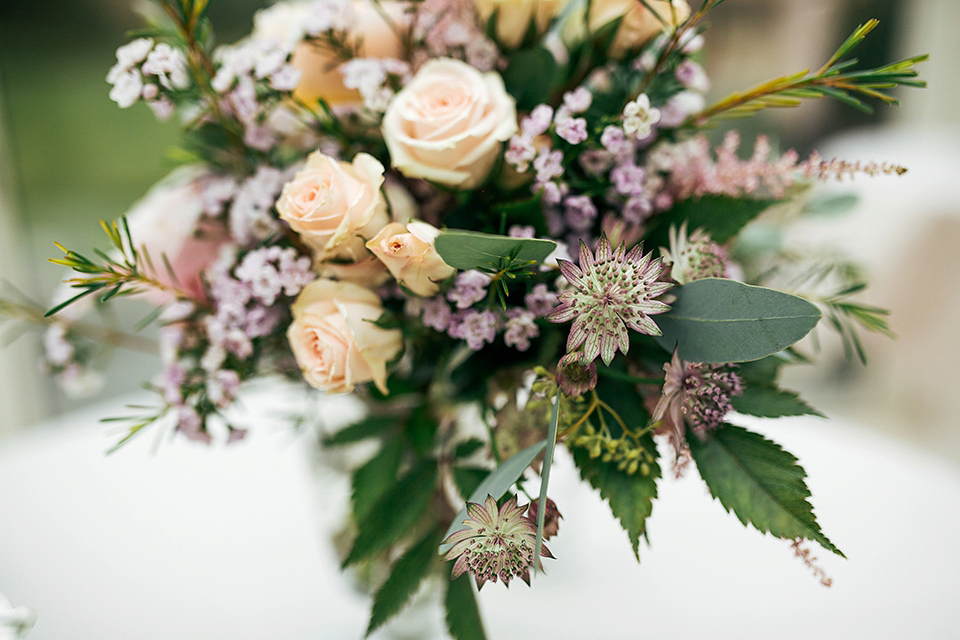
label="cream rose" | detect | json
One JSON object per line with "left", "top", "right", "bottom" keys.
{"left": 253, "top": 0, "right": 405, "bottom": 106}
{"left": 381, "top": 58, "right": 518, "bottom": 189}
{"left": 275, "top": 151, "right": 390, "bottom": 261}
{"left": 474, "top": 0, "right": 571, "bottom": 49}
{"left": 566, "top": 0, "right": 690, "bottom": 59}
{"left": 287, "top": 279, "right": 403, "bottom": 394}
{"left": 366, "top": 221, "right": 455, "bottom": 296}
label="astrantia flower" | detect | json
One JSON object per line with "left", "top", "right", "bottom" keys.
{"left": 652, "top": 349, "right": 744, "bottom": 446}
{"left": 660, "top": 222, "right": 728, "bottom": 284}
{"left": 443, "top": 495, "right": 553, "bottom": 588}
{"left": 547, "top": 237, "right": 671, "bottom": 365}
{"left": 555, "top": 352, "right": 597, "bottom": 396}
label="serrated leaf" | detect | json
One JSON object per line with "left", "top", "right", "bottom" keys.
{"left": 445, "top": 573, "right": 487, "bottom": 640}
{"left": 323, "top": 415, "right": 397, "bottom": 446}
{"left": 732, "top": 385, "right": 824, "bottom": 418}
{"left": 344, "top": 460, "right": 438, "bottom": 567}
{"left": 366, "top": 527, "right": 443, "bottom": 636}
{"left": 654, "top": 278, "right": 821, "bottom": 364}
{"left": 435, "top": 230, "right": 556, "bottom": 271}
{"left": 440, "top": 440, "right": 547, "bottom": 551}
{"left": 351, "top": 435, "right": 403, "bottom": 522}
{"left": 453, "top": 438, "right": 486, "bottom": 459}
{"left": 688, "top": 423, "right": 843, "bottom": 556}
{"left": 406, "top": 405, "right": 438, "bottom": 457}
{"left": 452, "top": 466, "right": 490, "bottom": 500}
{"left": 647, "top": 196, "right": 781, "bottom": 248}
{"left": 570, "top": 437, "right": 660, "bottom": 560}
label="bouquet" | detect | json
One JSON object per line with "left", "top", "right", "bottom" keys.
{"left": 1, "top": 0, "right": 926, "bottom": 636}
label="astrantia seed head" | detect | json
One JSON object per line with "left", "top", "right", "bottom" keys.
{"left": 547, "top": 236, "right": 672, "bottom": 366}
{"left": 443, "top": 495, "right": 553, "bottom": 588}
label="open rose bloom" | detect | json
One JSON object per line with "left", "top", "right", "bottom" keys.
{"left": 382, "top": 58, "right": 518, "bottom": 189}
{"left": 287, "top": 279, "right": 402, "bottom": 394}
{"left": 36, "top": 0, "right": 929, "bottom": 636}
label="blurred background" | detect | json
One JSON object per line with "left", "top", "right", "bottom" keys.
{"left": 0, "top": 0, "right": 958, "bottom": 463}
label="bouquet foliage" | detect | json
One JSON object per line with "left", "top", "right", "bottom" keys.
{"left": 1, "top": 0, "right": 926, "bottom": 635}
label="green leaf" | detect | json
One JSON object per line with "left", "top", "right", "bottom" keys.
{"left": 502, "top": 46, "right": 559, "bottom": 111}
{"left": 452, "top": 466, "right": 490, "bottom": 500}
{"left": 323, "top": 415, "right": 397, "bottom": 446}
{"left": 647, "top": 196, "right": 781, "bottom": 247}
{"left": 570, "top": 436, "right": 660, "bottom": 560}
{"left": 406, "top": 405, "right": 438, "bottom": 457}
{"left": 688, "top": 423, "right": 843, "bottom": 556}
{"left": 444, "top": 573, "right": 487, "bottom": 640}
{"left": 732, "top": 385, "right": 824, "bottom": 418}
{"left": 440, "top": 440, "right": 547, "bottom": 551}
{"left": 453, "top": 438, "right": 486, "bottom": 459}
{"left": 344, "top": 460, "right": 438, "bottom": 567}
{"left": 435, "top": 230, "right": 556, "bottom": 272}
{"left": 366, "top": 527, "right": 444, "bottom": 636}
{"left": 533, "top": 396, "right": 560, "bottom": 573}
{"left": 654, "top": 278, "right": 822, "bottom": 363}
{"left": 351, "top": 435, "right": 404, "bottom": 522}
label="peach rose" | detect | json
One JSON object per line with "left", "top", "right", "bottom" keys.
{"left": 253, "top": 0, "right": 406, "bottom": 106}
{"left": 381, "top": 58, "right": 518, "bottom": 189}
{"left": 275, "top": 151, "right": 390, "bottom": 261}
{"left": 366, "top": 221, "right": 455, "bottom": 296}
{"left": 474, "top": 0, "right": 571, "bottom": 49}
{"left": 287, "top": 279, "right": 403, "bottom": 394}
{"left": 566, "top": 0, "right": 690, "bottom": 59}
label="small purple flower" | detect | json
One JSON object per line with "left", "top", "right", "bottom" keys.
{"left": 446, "top": 271, "right": 492, "bottom": 309}
{"left": 525, "top": 283, "right": 559, "bottom": 317}
{"left": 556, "top": 117, "right": 588, "bottom": 145}
{"left": 422, "top": 296, "right": 453, "bottom": 331}
{"left": 610, "top": 162, "right": 646, "bottom": 197}
{"left": 504, "top": 309, "right": 539, "bottom": 351}
{"left": 522, "top": 104, "right": 554, "bottom": 137}
{"left": 579, "top": 149, "right": 614, "bottom": 176}
{"left": 563, "top": 195, "right": 598, "bottom": 232}
{"left": 676, "top": 60, "right": 710, "bottom": 93}
{"left": 448, "top": 309, "right": 498, "bottom": 350}
{"left": 562, "top": 87, "right": 593, "bottom": 114}
{"left": 533, "top": 149, "right": 565, "bottom": 183}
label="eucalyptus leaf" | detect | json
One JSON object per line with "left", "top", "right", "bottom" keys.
{"left": 435, "top": 230, "right": 556, "bottom": 271}
{"left": 688, "top": 423, "right": 843, "bottom": 556}
{"left": 654, "top": 278, "right": 821, "bottom": 363}
{"left": 439, "top": 439, "right": 547, "bottom": 552}
{"left": 533, "top": 396, "right": 560, "bottom": 574}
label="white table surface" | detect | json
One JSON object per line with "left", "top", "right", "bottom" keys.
{"left": 1, "top": 387, "right": 958, "bottom": 640}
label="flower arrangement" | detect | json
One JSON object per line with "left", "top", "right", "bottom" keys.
{"left": 0, "top": 0, "right": 926, "bottom": 636}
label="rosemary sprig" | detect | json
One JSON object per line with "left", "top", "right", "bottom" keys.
{"left": 47, "top": 217, "right": 205, "bottom": 318}
{"left": 689, "top": 20, "right": 927, "bottom": 125}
